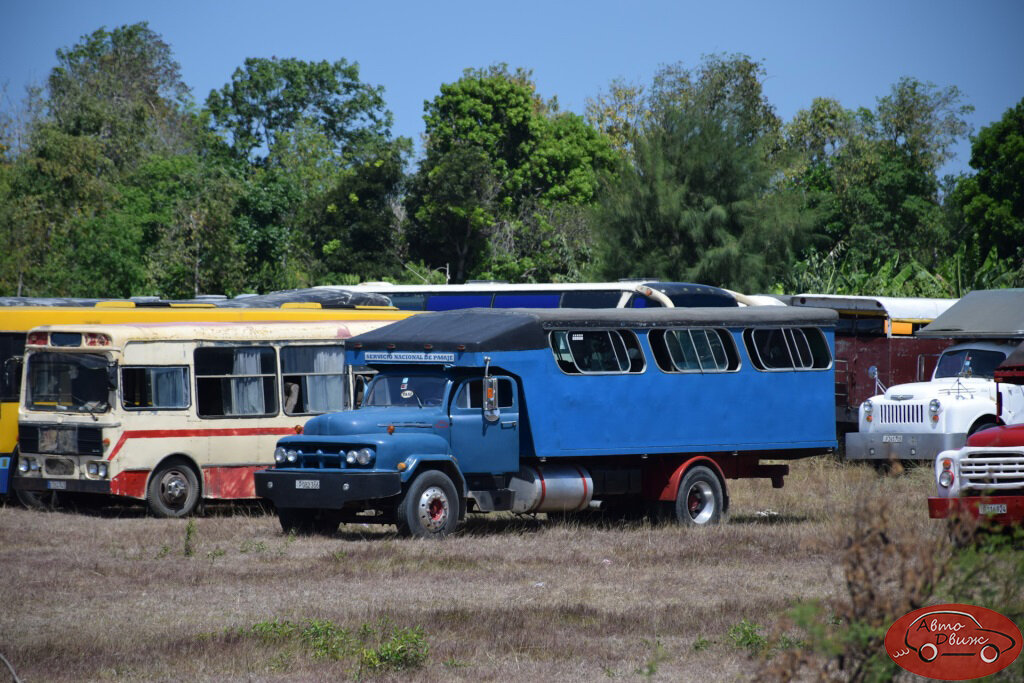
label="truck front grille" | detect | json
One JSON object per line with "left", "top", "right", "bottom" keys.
{"left": 961, "top": 454, "right": 1024, "bottom": 491}
{"left": 288, "top": 444, "right": 346, "bottom": 469}
{"left": 877, "top": 403, "right": 925, "bottom": 425}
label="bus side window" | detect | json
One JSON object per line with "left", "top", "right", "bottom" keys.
{"left": 122, "top": 367, "right": 189, "bottom": 409}
{"left": 195, "top": 346, "right": 278, "bottom": 417}
{"left": 280, "top": 345, "right": 345, "bottom": 415}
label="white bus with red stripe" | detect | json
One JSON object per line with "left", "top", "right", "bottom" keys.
{"left": 13, "top": 317, "right": 408, "bottom": 516}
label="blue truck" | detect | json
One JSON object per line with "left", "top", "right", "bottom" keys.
{"left": 255, "top": 307, "right": 838, "bottom": 537}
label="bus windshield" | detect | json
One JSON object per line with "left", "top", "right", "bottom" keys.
{"left": 26, "top": 352, "right": 112, "bottom": 413}
{"left": 363, "top": 375, "right": 448, "bottom": 408}
{"left": 933, "top": 348, "right": 1006, "bottom": 380}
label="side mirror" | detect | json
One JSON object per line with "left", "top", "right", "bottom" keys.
{"left": 867, "top": 365, "right": 878, "bottom": 380}
{"left": 483, "top": 376, "right": 500, "bottom": 423}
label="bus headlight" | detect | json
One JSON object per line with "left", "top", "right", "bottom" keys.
{"left": 87, "top": 462, "right": 98, "bottom": 476}
{"left": 98, "top": 462, "right": 108, "bottom": 478}
{"left": 355, "top": 448, "right": 374, "bottom": 466}
{"left": 346, "top": 450, "right": 357, "bottom": 465}
{"left": 274, "top": 447, "right": 286, "bottom": 464}
{"left": 18, "top": 458, "right": 31, "bottom": 473}
{"left": 285, "top": 450, "right": 298, "bottom": 464}
{"left": 863, "top": 400, "right": 873, "bottom": 422}
{"left": 929, "top": 399, "right": 941, "bottom": 423}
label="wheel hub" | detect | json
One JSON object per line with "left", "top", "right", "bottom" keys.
{"left": 686, "top": 481, "right": 714, "bottom": 524}
{"left": 416, "top": 486, "right": 450, "bottom": 532}
{"left": 162, "top": 473, "right": 187, "bottom": 502}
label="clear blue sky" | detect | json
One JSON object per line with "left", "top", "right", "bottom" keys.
{"left": 2, "top": 0, "right": 1022, "bottom": 176}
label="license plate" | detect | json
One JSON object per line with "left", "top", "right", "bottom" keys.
{"left": 47, "top": 480, "right": 67, "bottom": 490}
{"left": 882, "top": 435, "right": 903, "bottom": 443}
{"left": 979, "top": 503, "right": 1007, "bottom": 515}
{"left": 295, "top": 479, "right": 320, "bottom": 490}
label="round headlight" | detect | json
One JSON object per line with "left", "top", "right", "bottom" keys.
{"left": 346, "top": 450, "right": 357, "bottom": 465}
{"left": 863, "top": 400, "right": 873, "bottom": 414}
{"left": 929, "top": 399, "right": 941, "bottom": 414}
{"left": 86, "top": 462, "right": 98, "bottom": 476}
{"left": 938, "top": 470, "right": 953, "bottom": 488}
{"left": 29, "top": 460, "right": 40, "bottom": 471}
{"left": 285, "top": 450, "right": 298, "bottom": 464}
{"left": 17, "top": 459, "right": 30, "bottom": 473}
{"left": 274, "top": 447, "right": 287, "bottom": 464}
{"left": 355, "top": 448, "right": 374, "bottom": 465}
{"left": 98, "top": 462, "right": 108, "bottom": 478}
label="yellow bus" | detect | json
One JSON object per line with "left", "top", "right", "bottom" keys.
{"left": 13, "top": 317, "right": 407, "bottom": 516}
{"left": 0, "top": 294, "right": 407, "bottom": 502}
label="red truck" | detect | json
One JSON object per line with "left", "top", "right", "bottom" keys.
{"left": 928, "top": 341, "right": 1024, "bottom": 525}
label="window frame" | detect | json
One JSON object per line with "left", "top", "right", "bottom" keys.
{"left": 279, "top": 343, "right": 347, "bottom": 416}
{"left": 548, "top": 329, "right": 646, "bottom": 375}
{"left": 742, "top": 326, "right": 832, "bottom": 372}
{"left": 120, "top": 365, "right": 191, "bottom": 411}
{"left": 650, "top": 327, "right": 741, "bottom": 374}
{"left": 194, "top": 345, "right": 279, "bottom": 419}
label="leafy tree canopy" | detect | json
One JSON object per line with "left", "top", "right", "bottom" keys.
{"left": 45, "top": 22, "right": 193, "bottom": 172}
{"left": 205, "top": 57, "right": 394, "bottom": 165}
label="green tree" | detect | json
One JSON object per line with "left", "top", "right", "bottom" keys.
{"left": 46, "top": 22, "right": 193, "bottom": 173}
{"left": 593, "top": 106, "right": 809, "bottom": 291}
{"left": 205, "top": 57, "right": 393, "bottom": 164}
{"left": 206, "top": 57, "right": 408, "bottom": 291}
{"left": 406, "top": 65, "right": 616, "bottom": 282}
{"left": 779, "top": 78, "right": 975, "bottom": 291}
{"left": 587, "top": 54, "right": 781, "bottom": 155}
{"left": 312, "top": 146, "right": 407, "bottom": 282}
{"left": 953, "top": 97, "right": 1024, "bottom": 263}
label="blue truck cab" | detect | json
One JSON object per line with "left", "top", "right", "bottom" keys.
{"left": 255, "top": 307, "right": 838, "bottom": 537}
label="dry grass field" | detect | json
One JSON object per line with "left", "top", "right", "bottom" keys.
{"left": 0, "top": 458, "right": 1019, "bottom": 682}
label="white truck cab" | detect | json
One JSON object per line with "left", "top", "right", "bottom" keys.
{"left": 845, "top": 341, "right": 1024, "bottom": 461}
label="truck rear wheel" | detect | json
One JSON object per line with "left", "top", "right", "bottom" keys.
{"left": 674, "top": 466, "right": 723, "bottom": 526}
{"left": 396, "top": 470, "right": 460, "bottom": 538}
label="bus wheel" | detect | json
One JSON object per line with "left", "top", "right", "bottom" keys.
{"left": 15, "top": 487, "right": 59, "bottom": 511}
{"left": 396, "top": 470, "right": 460, "bottom": 538}
{"left": 674, "top": 466, "right": 723, "bottom": 526}
{"left": 147, "top": 460, "right": 200, "bottom": 518}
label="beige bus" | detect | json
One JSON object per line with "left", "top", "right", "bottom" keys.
{"left": 13, "top": 317, "right": 407, "bottom": 516}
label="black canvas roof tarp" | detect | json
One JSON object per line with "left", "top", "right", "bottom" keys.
{"left": 916, "top": 289, "right": 1024, "bottom": 339}
{"left": 348, "top": 307, "right": 838, "bottom": 353}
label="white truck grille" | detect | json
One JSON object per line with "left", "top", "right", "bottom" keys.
{"left": 961, "top": 454, "right": 1024, "bottom": 490}
{"left": 878, "top": 403, "right": 925, "bottom": 425}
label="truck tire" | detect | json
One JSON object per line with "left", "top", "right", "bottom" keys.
{"left": 278, "top": 508, "right": 340, "bottom": 536}
{"left": 396, "top": 470, "right": 460, "bottom": 538}
{"left": 674, "top": 466, "right": 723, "bottom": 526}
{"left": 147, "top": 459, "right": 201, "bottom": 518}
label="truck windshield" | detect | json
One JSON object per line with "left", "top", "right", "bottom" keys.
{"left": 363, "top": 374, "right": 447, "bottom": 407}
{"left": 26, "top": 351, "right": 111, "bottom": 413}
{"left": 934, "top": 349, "right": 1006, "bottom": 380}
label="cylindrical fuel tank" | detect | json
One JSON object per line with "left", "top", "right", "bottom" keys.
{"left": 508, "top": 464, "right": 593, "bottom": 513}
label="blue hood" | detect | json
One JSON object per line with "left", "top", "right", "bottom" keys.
{"left": 302, "top": 406, "right": 449, "bottom": 437}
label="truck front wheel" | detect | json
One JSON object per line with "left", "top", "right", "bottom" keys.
{"left": 674, "top": 466, "right": 723, "bottom": 526}
{"left": 396, "top": 470, "right": 460, "bottom": 538}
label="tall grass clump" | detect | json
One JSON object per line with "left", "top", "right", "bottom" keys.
{"left": 763, "top": 503, "right": 1024, "bottom": 682}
